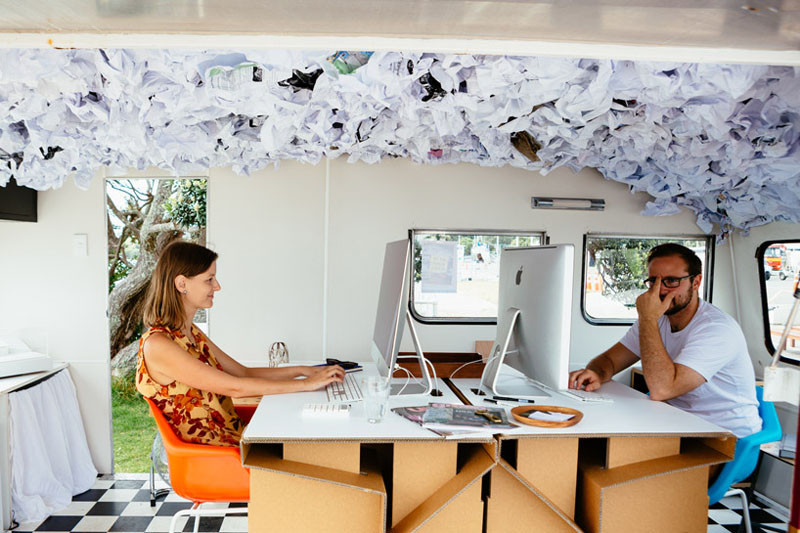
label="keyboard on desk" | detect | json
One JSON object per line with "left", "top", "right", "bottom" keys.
{"left": 560, "top": 389, "right": 613, "bottom": 403}
{"left": 325, "top": 372, "right": 363, "bottom": 403}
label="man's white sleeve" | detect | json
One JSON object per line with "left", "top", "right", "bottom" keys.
{"left": 619, "top": 321, "right": 641, "bottom": 358}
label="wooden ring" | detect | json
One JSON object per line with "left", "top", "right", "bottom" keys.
{"left": 511, "top": 405, "right": 583, "bottom": 428}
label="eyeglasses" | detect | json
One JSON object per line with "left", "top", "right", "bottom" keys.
{"left": 644, "top": 275, "right": 693, "bottom": 289}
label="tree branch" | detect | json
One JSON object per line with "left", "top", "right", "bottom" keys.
{"left": 107, "top": 195, "right": 141, "bottom": 240}
{"left": 108, "top": 226, "right": 128, "bottom": 281}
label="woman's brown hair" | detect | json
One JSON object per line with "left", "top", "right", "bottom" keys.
{"left": 143, "top": 241, "right": 218, "bottom": 330}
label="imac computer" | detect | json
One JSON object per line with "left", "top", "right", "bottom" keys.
{"left": 370, "top": 239, "right": 438, "bottom": 396}
{"left": 477, "top": 244, "right": 574, "bottom": 399}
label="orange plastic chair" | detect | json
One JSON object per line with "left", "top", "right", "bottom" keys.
{"left": 145, "top": 398, "right": 250, "bottom": 533}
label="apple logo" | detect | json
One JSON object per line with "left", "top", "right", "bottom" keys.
{"left": 515, "top": 266, "right": 523, "bottom": 285}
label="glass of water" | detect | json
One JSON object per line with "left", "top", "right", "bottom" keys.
{"left": 363, "top": 376, "right": 390, "bottom": 423}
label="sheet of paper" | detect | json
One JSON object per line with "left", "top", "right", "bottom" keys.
{"left": 524, "top": 410, "right": 576, "bottom": 422}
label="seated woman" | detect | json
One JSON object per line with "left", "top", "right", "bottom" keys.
{"left": 137, "top": 240, "right": 344, "bottom": 446}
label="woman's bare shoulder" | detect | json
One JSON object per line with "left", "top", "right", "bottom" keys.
{"left": 142, "top": 331, "right": 178, "bottom": 356}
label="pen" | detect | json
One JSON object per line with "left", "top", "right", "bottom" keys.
{"left": 484, "top": 398, "right": 516, "bottom": 406}
{"left": 491, "top": 395, "right": 535, "bottom": 404}
{"left": 345, "top": 367, "right": 363, "bottom": 374}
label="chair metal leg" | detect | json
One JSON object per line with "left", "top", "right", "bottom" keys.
{"left": 168, "top": 501, "right": 248, "bottom": 533}
{"left": 724, "top": 488, "right": 752, "bottom": 533}
{"left": 193, "top": 503, "right": 200, "bottom": 533}
{"left": 149, "top": 462, "right": 170, "bottom": 507}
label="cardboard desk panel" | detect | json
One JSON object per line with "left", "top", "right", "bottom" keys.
{"left": 450, "top": 376, "right": 735, "bottom": 533}
{"left": 240, "top": 365, "right": 734, "bottom": 532}
{"left": 241, "top": 371, "right": 496, "bottom": 532}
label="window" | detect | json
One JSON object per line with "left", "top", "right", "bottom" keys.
{"left": 410, "top": 230, "right": 546, "bottom": 323}
{"left": 582, "top": 235, "right": 713, "bottom": 324}
{"left": 757, "top": 240, "right": 800, "bottom": 364}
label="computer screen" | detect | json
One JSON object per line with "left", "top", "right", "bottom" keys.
{"left": 369, "top": 239, "right": 436, "bottom": 395}
{"left": 479, "top": 244, "right": 574, "bottom": 398}
{"left": 370, "top": 239, "right": 411, "bottom": 381}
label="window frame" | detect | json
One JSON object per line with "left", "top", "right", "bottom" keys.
{"left": 408, "top": 228, "right": 547, "bottom": 325}
{"left": 580, "top": 233, "right": 716, "bottom": 326}
{"left": 756, "top": 238, "right": 800, "bottom": 365}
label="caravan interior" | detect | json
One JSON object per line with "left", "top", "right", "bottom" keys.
{"left": 0, "top": 2, "right": 798, "bottom": 532}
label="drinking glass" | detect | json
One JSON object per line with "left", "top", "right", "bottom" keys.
{"left": 363, "top": 376, "right": 390, "bottom": 423}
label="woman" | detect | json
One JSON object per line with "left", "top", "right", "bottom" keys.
{"left": 136, "top": 240, "right": 344, "bottom": 446}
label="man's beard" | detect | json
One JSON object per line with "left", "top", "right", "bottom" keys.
{"left": 664, "top": 288, "right": 694, "bottom": 316}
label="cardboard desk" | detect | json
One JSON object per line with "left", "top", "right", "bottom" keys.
{"left": 451, "top": 374, "right": 735, "bottom": 533}
{"left": 241, "top": 365, "right": 495, "bottom": 533}
{"left": 240, "top": 365, "right": 735, "bottom": 533}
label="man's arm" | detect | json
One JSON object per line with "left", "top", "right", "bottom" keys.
{"left": 636, "top": 278, "right": 706, "bottom": 401}
{"left": 639, "top": 319, "right": 706, "bottom": 400}
{"left": 568, "top": 342, "right": 639, "bottom": 391}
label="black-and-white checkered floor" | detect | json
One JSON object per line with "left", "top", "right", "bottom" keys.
{"left": 707, "top": 495, "right": 789, "bottom": 533}
{"left": 12, "top": 474, "right": 247, "bottom": 533}
{"left": 12, "top": 474, "right": 790, "bottom": 532}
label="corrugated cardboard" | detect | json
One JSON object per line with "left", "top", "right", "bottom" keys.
{"left": 580, "top": 465, "right": 708, "bottom": 533}
{"left": 577, "top": 438, "right": 735, "bottom": 533}
{"left": 486, "top": 459, "right": 582, "bottom": 532}
{"left": 605, "top": 436, "right": 681, "bottom": 468}
{"left": 392, "top": 441, "right": 457, "bottom": 527}
{"left": 515, "top": 437, "right": 579, "bottom": 518}
{"left": 701, "top": 435, "right": 737, "bottom": 458}
{"left": 283, "top": 441, "right": 361, "bottom": 473}
{"left": 391, "top": 444, "right": 494, "bottom": 533}
{"left": 243, "top": 444, "right": 386, "bottom": 533}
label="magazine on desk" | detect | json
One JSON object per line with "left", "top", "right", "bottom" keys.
{"left": 392, "top": 403, "right": 516, "bottom": 437}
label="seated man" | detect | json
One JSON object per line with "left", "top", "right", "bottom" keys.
{"left": 569, "top": 243, "right": 761, "bottom": 438}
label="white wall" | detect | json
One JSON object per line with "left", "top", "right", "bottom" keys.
{"left": 208, "top": 163, "right": 327, "bottom": 362}
{"left": 0, "top": 177, "right": 112, "bottom": 473}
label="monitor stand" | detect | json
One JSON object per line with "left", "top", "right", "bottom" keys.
{"left": 390, "top": 310, "right": 440, "bottom": 396}
{"left": 476, "top": 307, "right": 551, "bottom": 400}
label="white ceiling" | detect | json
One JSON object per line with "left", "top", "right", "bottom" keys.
{"left": 1, "top": 0, "right": 799, "bottom": 65}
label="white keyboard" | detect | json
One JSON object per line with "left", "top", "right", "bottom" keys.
{"left": 560, "top": 389, "right": 613, "bottom": 403}
{"left": 302, "top": 403, "right": 351, "bottom": 418}
{"left": 325, "top": 373, "right": 363, "bottom": 403}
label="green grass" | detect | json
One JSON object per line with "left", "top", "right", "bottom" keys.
{"left": 112, "top": 370, "right": 155, "bottom": 473}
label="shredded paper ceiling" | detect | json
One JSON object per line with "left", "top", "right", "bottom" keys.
{"left": 1, "top": 49, "right": 799, "bottom": 233}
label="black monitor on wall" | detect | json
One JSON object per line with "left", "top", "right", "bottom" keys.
{"left": 0, "top": 177, "right": 37, "bottom": 222}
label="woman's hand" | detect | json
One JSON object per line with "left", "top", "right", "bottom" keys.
{"left": 297, "top": 365, "right": 342, "bottom": 378}
{"left": 302, "top": 365, "right": 345, "bottom": 391}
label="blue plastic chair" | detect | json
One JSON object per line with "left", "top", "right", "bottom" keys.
{"left": 707, "top": 386, "right": 783, "bottom": 533}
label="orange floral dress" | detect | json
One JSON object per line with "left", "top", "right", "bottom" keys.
{"left": 136, "top": 325, "right": 244, "bottom": 447}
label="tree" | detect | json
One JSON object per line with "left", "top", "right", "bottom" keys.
{"left": 106, "top": 178, "right": 207, "bottom": 374}
{"left": 586, "top": 238, "right": 705, "bottom": 301}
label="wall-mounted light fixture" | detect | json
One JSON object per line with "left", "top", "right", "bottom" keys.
{"left": 531, "top": 197, "right": 605, "bottom": 211}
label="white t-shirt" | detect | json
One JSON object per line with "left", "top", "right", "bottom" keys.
{"left": 620, "top": 299, "right": 761, "bottom": 438}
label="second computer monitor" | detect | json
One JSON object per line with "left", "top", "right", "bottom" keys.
{"left": 370, "top": 239, "right": 410, "bottom": 381}
{"left": 479, "top": 244, "right": 574, "bottom": 397}
{"left": 369, "top": 239, "right": 435, "bottom": 395}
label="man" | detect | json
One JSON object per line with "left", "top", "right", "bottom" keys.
{"left": 569, "top": 243, "right": 761, "bottom": 438}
